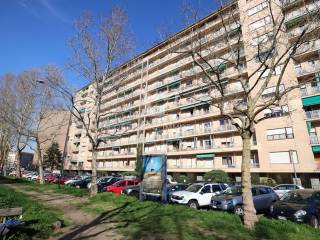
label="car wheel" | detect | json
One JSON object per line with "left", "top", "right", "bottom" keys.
{"left": 269, "top": 202, "right": 275, "bottom": 216}
{"left": 131, "top": 191, "right": 139, "bottom": 199}
{"left": 188, "top": 200, "right": 199, "bottom": 209}
{"left": 310, "top": 216, "right": 319, "bottom": 229}
{"left": 234, "top": 205, "right": 244, "bottom": 216}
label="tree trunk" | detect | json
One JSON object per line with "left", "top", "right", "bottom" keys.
{"left": 16, "top": 150, "right": 22, "bottom": 178}
{"left": 90, "top": 149, "right": 98, "bottom": 196}
{"left": 241, "top": 131, "right": 258, "bottom": 228}
{"left": 37, "top": 139, "right": 44, "bottom": 184}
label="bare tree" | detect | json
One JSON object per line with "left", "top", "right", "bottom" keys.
{"left": 26, "top": 68, "right": 66, "bottom": 184}
{"left": 0, "top": 69, "right": 64, "bottom": 182}
{"left": 0, "top": 74, "right": 16, "bottom": 175}
{"left": 46, "top": 7, "right": 134, "bottom": 196}
{"left": 0, "top": 72, "right": 37, "bottom": 178}
{"left": 177, "top": 0, "right": 320, "bottom": 227}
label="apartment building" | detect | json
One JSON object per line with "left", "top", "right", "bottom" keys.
{"left": 65, "top": 0, "right": 320, "bottom": 186}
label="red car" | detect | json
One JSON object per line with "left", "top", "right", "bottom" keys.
{"left": 47, "top": 174, "right": 59, "bottom": 183}
{"left": 105, "top": 179, "right": 139, "bottom": 194}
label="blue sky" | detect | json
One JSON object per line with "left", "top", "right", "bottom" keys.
{"left": 0, "top": 0, "right": 218, "bottom": 89}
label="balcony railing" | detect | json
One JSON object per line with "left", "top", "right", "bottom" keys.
{"left": 144, "top": 125, "right": 237, "bottom": 143}
{"left": 306, "top": 110, "right": 320, "bottom": 119}
{"left": 300, "top": 86, "right": 320, "bottom": 97}
{"left": 310, "top": 135, "right": 320, "bottom": 145}
{"left": 295, "top": 39, "right": 320, "bottom": 55}
{"left": 295, "top": 62, "right": 320, "bottom": 77}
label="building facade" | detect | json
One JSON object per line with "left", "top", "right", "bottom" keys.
{"left": 34, "top": 110, "right": 70, "bottom": 168}
{"left": 65, "top": 0, "right": 320, "bottom": 186}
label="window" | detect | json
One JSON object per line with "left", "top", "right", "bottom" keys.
{"left": 250, "top": 16, "right": 271, "bottom": 31}
{"left": 201, "top": 185, "right": 212, "bottom": 193}
{"left": 222, "top": 156, "right": 235, "bottom": 167}
{"left": 269, "top": 151, "right": 298, "bottom": 164}
{"left": 264, "top": 105, "right": 289, "bottom": 118}
{"left": 267, "top": 127, "right": 294, "bottom": 140}
{"left": 258, "top": 66, "right": 282, "bottom": 78}
{"left": 262, "top": 84, "right": 285, "bottom": 98}
{"left": 247, "top": 1, "right": 268, "bottom": 16}
{"left": 255, "top": 49, "right": 273, "bottom": 62}
{"left": 204, "top": 139, "right": 212, "bottom": 148}
{"left": 258, "top": 187, "right": 271, "bottom": 195}
{"left": 186, "top": 80, "right": 193, "bottom": 86}
{"left": 212, "top": 185, "right": 222, "bottom": 193}
{"left": 252, "top": 32, "right": 273, "bottom": 46}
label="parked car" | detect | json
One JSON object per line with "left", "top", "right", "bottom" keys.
{"left": 122, "top": 183, "right": 190, "bottom": 200}
{"left": 105, "top": 179, "right": 140, "bottom": 194}
{"left": 98, "top": 177, "right": 122, "bottom": 192}
{"left": 211, "top": 185, "right": 278, "bottom": 215}
{"left": 65, "top": 175, "right": 90, "bottom": 185}
{"left": 168, "top": 183, "right": 190, "bottom": 200}
{"left": 58, "top": 175, "right": 72, "bottom": 184}
{"left": 171, "top": 183, "right": 228, "bottom": 209}
{"left": 122, "top": 185, "right": 140, "bottom": 198}
{"left": 273, "top": 184, "right": 304, "bottom": 198}
{"left": 46, "top": 174, "right": 60, "bottom": 183}
{"left": 271, "top": 189, "right": 320, "bottom": 228}
{"left": 70, "top": 177, "right": 92, "bottom": 188}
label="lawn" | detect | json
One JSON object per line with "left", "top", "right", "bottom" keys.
{"left": 0, "top": 176, "right": 88, "bottom": 197}
{"left": 1, "top": 176, "right": 320, "bottom": 240}
{"left": 80, "top": 193, "right": 320, "bottom": 240}
{"left": 0, "top": 185, "right": 61, "bottom": 240}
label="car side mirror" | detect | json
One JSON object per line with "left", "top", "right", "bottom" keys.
{"left": 200, "top": 191, "right": 204, "bottom": 195}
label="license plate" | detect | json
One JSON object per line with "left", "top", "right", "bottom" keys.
{"left": 278, "top": 216, "right": 287, "bottom": 220}
{"left": 212, "top": 205, "right": 217, "bottom": 208}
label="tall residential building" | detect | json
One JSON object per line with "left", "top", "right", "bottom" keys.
{"left": 65, "top": 0, "right": 320, "bottom": 186}
{"left": 33, "top": 110, "right": 70, "bottom": 167}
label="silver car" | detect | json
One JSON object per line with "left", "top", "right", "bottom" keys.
{"left": 273, "top": 184, "right": 304, "bottom": 198}
{"left": 211, "top": 185, "right": 279, "bottom": 215}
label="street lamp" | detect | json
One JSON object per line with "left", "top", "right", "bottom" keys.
{"left": 289, "top": 149, "right": 298, "bottom": 185}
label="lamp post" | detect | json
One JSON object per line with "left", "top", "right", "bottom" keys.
{"left": 289, "top": 150, "right": 298, "bottom": 185}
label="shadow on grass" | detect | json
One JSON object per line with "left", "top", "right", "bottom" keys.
{"left": 57, "top": 201, "right": 135, "bottom": 240}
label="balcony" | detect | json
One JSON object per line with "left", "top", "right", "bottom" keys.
{"left": 310, "top": 135, "right": 320, "bottom": 145}
{"left": 295, "top": 39, "right": 320, "bottom": 56}
{"left": 305, "top": 110, "right": 320, "bottom": 120}
{"left": 300, "top": 86, "right": 320, "bottom": 98}
{"left": 295, "top": 61, "right": 320, "bottom": 78}
{"left": 285, "top": 3, "right": 320, "bottom": 26}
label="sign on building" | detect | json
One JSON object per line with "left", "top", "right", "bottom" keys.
{"left": 140, "top": 155, "right": 167, "bottom": 202}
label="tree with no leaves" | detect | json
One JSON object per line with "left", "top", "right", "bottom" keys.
{"left": 0, "top": 68, "right": 65, "bottom": 182}
{"left": 48, "top": 7, "right": 134, "bottom": 196}
{"left": 0, "top": 71, "right": 36, "bottom": 178}
{"left": 178, "top": 0, "right": 320, "bottom": 227}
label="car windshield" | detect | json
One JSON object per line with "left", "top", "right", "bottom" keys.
{"left": 186, "top": 184, "right": 203, "bottom": 193}
{"left": 281, "top": 191, "right": 313, "bottom": 203}
{"left": 225, "top": 186, "right": 242, "bottom": 196}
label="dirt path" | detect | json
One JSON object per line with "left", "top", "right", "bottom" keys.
{"left": 8, "top": 184, "right": 123, "bottom": 240}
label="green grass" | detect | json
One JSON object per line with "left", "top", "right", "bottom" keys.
{"left": 0, "top": 185, "right": 61, "bottom": 240}
{"left": 0, "top": 176, "right": 88, "bottom": 197}
{"left": 2, "top": 176, "right": 319, "bottom": 240}
{"left": 80, "top": 193, "right": 320, "bottom": 240}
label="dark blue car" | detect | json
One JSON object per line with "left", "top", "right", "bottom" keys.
{"left": 272, "top": 189, "right": 320, "bottom": 228}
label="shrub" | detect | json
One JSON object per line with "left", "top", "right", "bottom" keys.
{"left": 122, "top": 171, "right": 138, "bottom": 176}
{"left": 260, "top": 177, "right": 277, "bottom": 187}
{"left": 204, "top": 170, "right": 230, "bottom": 183}
{"left": 176, "top": 175, "right": 190, "bottom": 183}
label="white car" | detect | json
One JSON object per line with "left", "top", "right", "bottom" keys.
{"left": 171, "top": 183, "right": 228, "bottom": 209}
{"left": 273, "top": 184, "right": 304, "bottom": 198}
